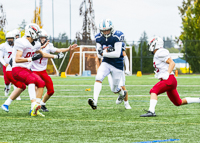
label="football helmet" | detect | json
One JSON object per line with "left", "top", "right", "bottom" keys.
{"left": 99, "top": 19, "right": 114, "bottom": 38}
{"left": 39, "top": 29, "right": 48, "bottom": 45}
{"left": 6, "top": 31, "right": 15, "bottom": 46}
{"left": 148, "top": 36, "right": 164, "bottom": 52}
{"left": 12, "top": 29, "right": 20, "bottom": 39}
{"left": 25, "top": 23, "right": 40, "bottom": 40}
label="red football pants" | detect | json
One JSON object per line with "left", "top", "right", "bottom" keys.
{"left": 12, "top": 67, "right": 45, "bottom": 88}
{"left": 3, "top": 66, "right": 11, "bottom": 85}
{"left": 150, "top": 75, "right": 182, "bottom": 106}
{"left": 6, "top": 71, "right": 26, "bottom": 90}
{"left": 33, "top": 70, "right": 54, "bottom": 96}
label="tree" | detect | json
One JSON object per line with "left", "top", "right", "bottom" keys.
{"left": 166, "top": 47, "right": 180, "bottom": 53}
{"left": 179, "top": 0, "right": 200, "bottom": 73}
{"left": 0, "top": 3, "right": 6, "bottom": 43}
{"left": 76, "top": 0, "right": 97, "bottom": 41}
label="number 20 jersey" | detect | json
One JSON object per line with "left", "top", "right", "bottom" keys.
{"left": 95, "top": 30, "right": 124, "bottom": 70}
{"left": 12, "top": 36, "right": 41, "bottom": 68}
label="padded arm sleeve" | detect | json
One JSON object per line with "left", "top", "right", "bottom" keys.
{"left": 124, "top": 55, "right": 129, "bottom": 71}
{"left": 103, "top": 42, "right": 122, "bottom": 58}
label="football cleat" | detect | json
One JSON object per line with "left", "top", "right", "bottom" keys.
{"left": 1, "top": 104, "right": 9, "bottom": 112}
{"left": 140, "top": 109, "right": 156, "bottom": 117}
{"left": 116, "top": 90, "right": 127, "bottom": 104}
{"left": 41, "top": 105, "right": 49, "bottom": 112}
{"left": 31, "top": 104, "right": 41, "bottom": 117}
{"left": 16, "top": 96, "right": 21, "bottom": 100}
{"left": 4, "top": 87, "right": 10, "bottom": 97}
{"left": 37, "top": 110, "right": 45, "bottom": 117}
{"left": 88, "top": 98, "right": 97, "bottom": 110}
{"left": 124, "top": 102, "right": 132, "bottom": 109}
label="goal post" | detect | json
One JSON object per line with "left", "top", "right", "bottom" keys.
{"left": 65, "top": 45, "right": 132, "bottom": 76}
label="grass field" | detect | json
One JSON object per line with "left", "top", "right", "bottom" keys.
{"left": 0, "top": 75, "right": 200, "bottom": 143}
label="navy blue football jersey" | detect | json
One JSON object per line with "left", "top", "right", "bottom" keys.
{"left": 95, "top": 30, "right": 124, "bottom": 70}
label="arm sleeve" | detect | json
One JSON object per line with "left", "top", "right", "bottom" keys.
{"left": 103, "top": 42, "right": 122, "bottom": 58}
{"left": 96, "top": 43, "right": 103, "bottom": 59}
{"left": 158, "top": 49, "right": 170, "bottom": 62}
{"left": 124, "top": 55, "right": 129, "bottom": 71}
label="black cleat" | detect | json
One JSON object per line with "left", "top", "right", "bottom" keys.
{"left": 88, "top": 98, "right": 97, "bottom": 110}
{"left": 140, "top": 109, "right": 156, "bottom": 117}
{"left": 41, "top": 105, "right": 49, "bottom": 112}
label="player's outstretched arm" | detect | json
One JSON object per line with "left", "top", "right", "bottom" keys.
{"left": 55, "top": 44, "right": 78, "bottom": 53}
{"left": 103, "top": 42, "right": 122, "bottom": 58}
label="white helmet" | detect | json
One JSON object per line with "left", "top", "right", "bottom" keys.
{"left": 148, "top": 36, "right": 164, "bottom": 52}
{"left": 25, "top": 23, "right": 40, "bottom": 40}
{"left": 6, "top": 31, "right": 15, "bottom": 46}
{"left": 12, "top": 29, "right": 20, "bottom": 38}
{"left": 6, "top": 31, "right": 15, "bottom": 39}
{"left": 39, "top": 29, "right": 48, "bottom": 38}
{"left": 99, "top": 19, "right": 114, "bottom": 38}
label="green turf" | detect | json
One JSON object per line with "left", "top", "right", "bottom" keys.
{"left": 0, "top": 75, "right": 200, "bottom": 143}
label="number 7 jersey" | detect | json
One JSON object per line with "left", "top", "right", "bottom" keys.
{"left": 0, "top": 42, "right": 13, "bottom": 66}
{"left": 12, "top": 37, "right": 41, "bottom": 68}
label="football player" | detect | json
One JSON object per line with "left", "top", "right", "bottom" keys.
{"left": 88, "top": 19, "right": 127, "bottom": 110}
{"left": 140, "top": 36, "right": 200, "bottom": 117}
{"left": 107, "top": 42, "right": 131, "bottom": 109}
{"left": 0, "top": 32, "right": 14, "bottom": 96}
{"left": 12, "top": 29, "right": 20, "bottom": 39}
{"left": 31, "top": 29, "right": 78, "bottom": 112}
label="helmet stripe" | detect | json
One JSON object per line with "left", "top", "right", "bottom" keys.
{"left": 103, "top": 19, "right": 106, "bottom": 28}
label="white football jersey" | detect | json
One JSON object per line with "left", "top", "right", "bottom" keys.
{"left": 12, "top": 36, "right": 41, "bottom": 68}
{"left": 153, "top": 48, "right": 174, "bottom": 79}
{"left": 0, "top": 42, "right": 13, "bottom": 66}
{"left": 31, "top": 43, "right": 57, "bottom": 71}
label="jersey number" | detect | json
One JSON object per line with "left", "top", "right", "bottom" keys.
{"left": 25, "top": 52, "right": 35, "bottom": 58}
{"left": 39, "top": 58, "right": 43, "bottom": 64}
{"left": 8, "top": 52, "right": 12, "bottom": 58}
{"left": 153, "top": 62, "right": 159, "bottom": 73}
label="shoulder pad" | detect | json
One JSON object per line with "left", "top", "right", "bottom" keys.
{"left": 157, "top": 48, "right": 170, "bottom": 58}
{"left": 113, "top": 30, "right": 125, "bottom": 42}
{"left": 95, "top": 33, "right": 101, "bottom": 39}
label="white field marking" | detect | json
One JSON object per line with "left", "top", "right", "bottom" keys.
{"left": 0, "top": 116, "right": 200, "bottom": 126}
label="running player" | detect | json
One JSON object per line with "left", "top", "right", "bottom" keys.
{"left": 31, "top": 29, "right": 78, "bottom": 112}
{"left": 140, "top": 36, "right": 200, "bottom": 117}
{"left": 88, "top": 19, "right": 127, "bottom": 110}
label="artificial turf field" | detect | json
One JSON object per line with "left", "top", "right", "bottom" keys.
{"left": 0, "top": 75, "right": 200, "bottom": 143}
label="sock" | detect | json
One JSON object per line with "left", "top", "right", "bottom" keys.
{"left": 93, "top": 82, "right": 102, "bottom": 104}
{"left": 118, "top": 88, "right": 124, "bottom": 96}
{"left": 13, "top": 85, "right": 17, "bottom": 90}
{"left": 36, "top": 98, "right": 41, "bottom": 104}
{"left": 148, "top": 99, "right": 157, "bottom": 113}
{"left": 5, "top": 84, "right": 10, "bottom": 90}
{"left": 31, "top": 102, "right": 37, "bottom": 110}
{"left": 124, "top": 100, "right": 129, "bottom": 105}
{"left": 28, "top": 84, "right": 36, "bottom": 100}
{"left": 185, "top": 97, "right": 200, "bottom": 104}
{"left": 40, "top": 101, "right": 46, "bottom": 106}
{"left": 4, "top": 98, "right": 13, "bottom": 106}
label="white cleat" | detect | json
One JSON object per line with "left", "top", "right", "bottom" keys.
{"left": 125, "top": 103, "right": 132, "bottom": 109}
{"left": 116, "top": 91, "right": 127, "bottom": 104}
{"left": 16, "top": 96, "right": 21, "bottom": 100}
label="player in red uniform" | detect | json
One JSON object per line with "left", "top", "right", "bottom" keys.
{"left": 31, "top": 29, "right": 78, "bottom": 112}
{"left": 140, "top": 36, "right": 200, "bottom": 117}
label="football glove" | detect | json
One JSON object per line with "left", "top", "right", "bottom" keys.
{"left": 125, "top": 70, "right": 131, "bottom": 75}
{"left": 54, "top": 52, "right": 64, "bottom": 59}
{"left": 98, "top": 47, "right": 103, "bottom": 56}
{"left": 28, "top": 53, "right": 42, "bottom": 62}
{"left": 107, "top": 46, "right": 115, "bottom": 52}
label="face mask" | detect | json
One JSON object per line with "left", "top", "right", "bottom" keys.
{"left": 34, "top": 39, "right": 38, "bottom": 42}
{"left": 8, "top": 41, "right": 14, "bottom": 46}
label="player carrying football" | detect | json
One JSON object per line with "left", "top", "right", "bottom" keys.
{"left": 140, "top": 36, "right": 200, "bottom": 117}
{"left": 88, "top": 19, "right": 127, "bottom": 110}
{"left": 31, "top": 29, "right": 78, "bottom": 112}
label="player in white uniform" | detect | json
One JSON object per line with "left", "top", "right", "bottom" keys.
{"left": 88, "top": 19, "right": 127, "bottom": 110}
{"left": 12, "top": 29, "right": 20, "bottom": 39}
{"left": 0, "top": 32, "right": 14, "bottom": 96}
{"left": 140, "top": 36, "right": 200, "bottom": 117}
{"left": 107, "top": 43, "right": 131, "bottom": 109}
{"left": 31, "top": 29, "right": 77, "bottom": 112}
